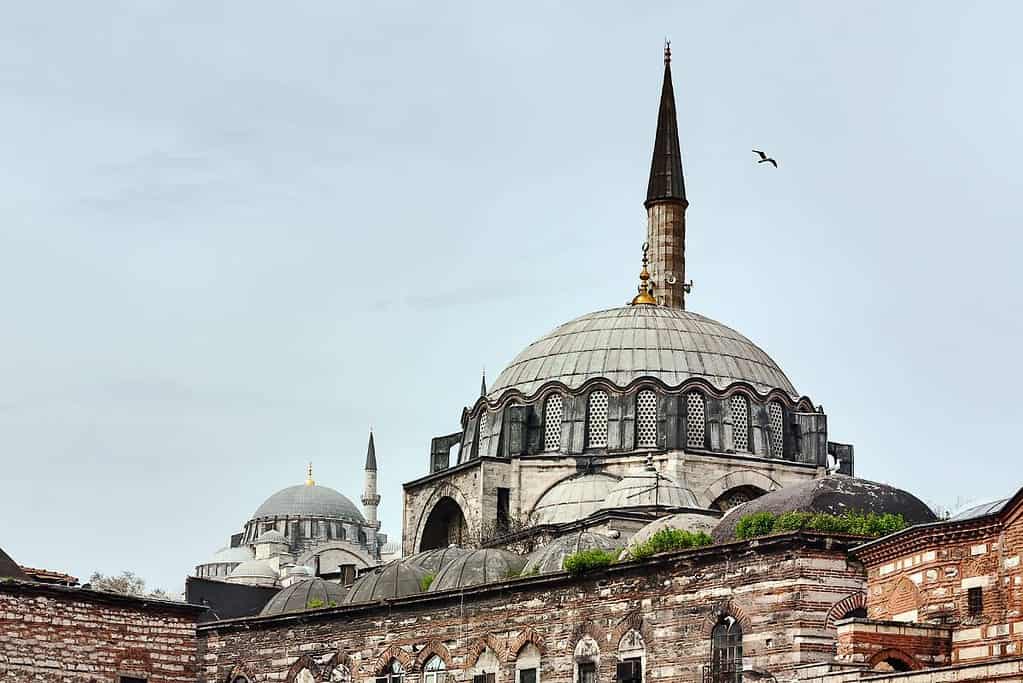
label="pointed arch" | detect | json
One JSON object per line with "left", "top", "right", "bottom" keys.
{"left": 373, "top": 645, "right": 413, "bottom": 675}
{"left": 414, "top": 641, "right": 454, "bottom": 672}
{"left": 610, "top": 610, "right": 652, "bottom": 648}
{"left": 466, "top": 634, "right": 508, "bottom": 667}
{"left": 827, "top": 592, "right": 868, "bottom": 629}
{"left": 506, "top": 627, "right": 547, "bottom": 662}
{"left": 571, "top": 620, "right": 607, "bottom": 646}
{"left": 323, "top": 653, "right": 357, "bottom": 683}
{"left": 868, "top": 648, "right": 921, "bottom": 672}
{"left": 226, "top": 663, "right": 256, "bottom": 683}
{"left": 286, "top": 655, "right": 322, "bottom": 683}
{"left": 701, "top": 599, "right": 753, "bottom": 637}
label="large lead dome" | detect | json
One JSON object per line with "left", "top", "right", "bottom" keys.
{"left": 252, "top": 484, "right": 365, "bottom": 523}
{"left": 489, "top": 305, "right": 797, "bottom": 399}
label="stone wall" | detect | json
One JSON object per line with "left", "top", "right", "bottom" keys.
{"left": 198, "top": 533, "right": 866, "bottom": 683}
{"left": 834, "top": 620, "right": 951, "bottom": 670}
{"left": 0, "top": 580, "right": 203, "bottom": 682}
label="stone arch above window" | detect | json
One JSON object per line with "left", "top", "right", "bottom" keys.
{"left": 685, "top": 391, "right": 706, "bottom": 449}
{"left": 587, "top": 390, "right": 609, "bottom": 449}
{"left": 414, "top": 642, "right": 453, "bottom": 672}
{"left": 573, "top": 635, "right": 600, "bottom": 683}
{"left": 507, "top": 627, "right": 546, "bottom": 660}
{"left": 710, "top": 616, "right": 743, "bottom": 682}
{"left": 373, "top": 646, "right": 413, "bottom": 677}
{"left": 617, "top": 629, "right": 645, "bottom": 683}
{"left": 729, "top": 394, "right": 750, "bottom": 452}
{"left": 286, "top": 655, "right": 322, "bottom": 683}
{"left": 543, "top": 394, "right": 563, "bottom": 452}
{"left": 827, "top": 593, "right": 868, "bottom": 629}
{"left": 514, "top": 643, "right": 542, "bottom": 683}
{"left": 635, "top": 390, "right": 657, "bottom": 448}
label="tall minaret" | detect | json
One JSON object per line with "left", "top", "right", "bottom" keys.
{"left": 361, "top": 430, "right": 381, "bottom": 530}
{"left": 645, "top": 42, "right": 689, "bottom": 309}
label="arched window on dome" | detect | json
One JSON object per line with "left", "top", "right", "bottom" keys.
{"left": 768, "top": 401, "right": 785, "bottom": 458}
{"left": 685, "top": 391, "right": 706, "bottom": 449}
{"left": 423, "top": 655, "right": 447, "bottom": 683}
{"left": 587, "top": 390, "right": 609, "bottom": 449}
{"left": 730, "top": 394, "right": 750, "bottom": 453}
{"left": 635, "top": 390, "right": 657, "bottom": 448}
{"left": 710, "top": 617, "right": 743, "bottom": 683}
{"left": 543, "top": 394, "right": 563, "bottom": 452}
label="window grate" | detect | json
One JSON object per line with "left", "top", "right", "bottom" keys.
{"left": 686, "top": 392, "right": 706, "bottom": 448}
{"left": 587, "top": 391, "right": 609, "bottom": 448}
{"left": 730, "top": 394, "right": 749, "bottom": 452}
{"left": 636, "top": 390, "right": 658, "bottom": 447}
{"left": 543, "top": 394, "right": 563, "bottom": 452}
{"left": 768, "top": 402, "right": 784, "bottom": 457}
{"left": 477, "top": 412, "right": 488, "bottom": 456}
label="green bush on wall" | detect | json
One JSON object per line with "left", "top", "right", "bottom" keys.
{"left": 629, "top": 528, "right": 712, "bottom": 560}
{"left": 563, "top": 549, "right": 619, "bottom": 575}
{"left": 734, "top": 511, "right": 907, "bottom": 540}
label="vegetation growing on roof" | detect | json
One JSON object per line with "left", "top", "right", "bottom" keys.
{"left": 629, "top": 528, "right": 712, "bottom": 560}
{"left": 419, "top": 573, "right": 435, "bottom": 591}
{"left": 563, "top": 548, "right": 619, "bottom": 575}
{"left": 734, "top": 511, "right": 907, "bottom": 540}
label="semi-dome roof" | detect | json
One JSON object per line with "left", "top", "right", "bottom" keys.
{"left": 488, "top": 306, "right": 797, "bottom": 399}
{"left": 711, "top": 475, "right": 938, "bottom": 543}
{"left": 227, "top": 559, "right": 278, "bottom": 585}
{"left": 522, "top": 530, "right": 621, "bottom": 575}
{"left": 599, "top": 463, "right": 698, "bottom": 511}
{"left": 252, "top": 484, "right": 365, "bottom": 523}
{"left": 256, "top": 529, "right": 287, "bottom": 544}
{"left": 429, "top": 549, "right": 526, "bottom": 591}
{"left": 532, "top": 473, "right": 620, "bottom": 525}
{"left": 260, "top": 577, "right": 346, "bottom": 616}
{"left": 344, "top": 560, "right": 429, "bottom": 604}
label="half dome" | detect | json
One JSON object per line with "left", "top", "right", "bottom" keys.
{"left": 599, "top": 464, "right": 698, "bottom": 511}
{"left": 488, "top": 306, "right": 797, "bottom": 399}
{"left": 710, "top": 475, "right": 937, "bottom": 543}
{"left": 252, "top": 484, "right": 365, "bottom": 523}
{"left": 260, "top": 577, "right": 346, "bottom": 616}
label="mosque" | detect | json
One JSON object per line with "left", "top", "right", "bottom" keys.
{"left": 1, "top": 46, "right": 1019, "bottom": 683}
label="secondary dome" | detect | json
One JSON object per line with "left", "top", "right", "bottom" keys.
{"left": 711, "top": 475, "right": 938, "bottom": 543}
{"left": 532, "top": 473, "right": 620, "bottom": 524}
{"left": 226, "top": 559, "right": 278, "bottom": 587}
{"left": 260, "top": 577, "right": 346, "bottom": 616}
{"left": 522, "top": 531, "right": 621, "bottom": 575}
{"left": 624, "top": 510, "right": 720, "bottom": 557}
{"left": 344, "top": 560, "right": 430, "bottom": 603}
{"left": 600, "top": 463, "right": 698, "bottom": 511}
{"left": 403, "top": 546, "right": 472, "bottom": 575}
{"left": 430, "top": 549, "right": 526, "bottom": 591}
{"left": 488, "top": 306, "right": 797, "bottom": 399}
{"left": 252, "top": 484, "right": 365, "bottom": 523}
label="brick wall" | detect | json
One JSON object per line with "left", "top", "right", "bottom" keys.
{"left": 835, "top": 620, "right": 951, "bottom": 669}
{"left": 0, "top": 580, "right": 202, "bottom": 682}
{"left": 198, "top": 534, "right": 865, "bottom": 683}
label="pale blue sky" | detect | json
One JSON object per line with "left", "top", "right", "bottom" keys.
{"left": 1, "top": 2, "right": 1021, "bottom": 593}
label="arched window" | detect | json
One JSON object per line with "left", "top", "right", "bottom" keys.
{"left": 711, "top": 617, "right": 743, "bottom": 683}
{"left": 543, "top": 394, "right": 563, "bottom": 452}
{"left": 515, "top": 643, "right": 541, "bottom": 683}
{"left": 377, "top": 660, "right": 404, "bottom": 683}
{"left": 473, "top": 648, "right": 501, "bottom": 683}
{"left": 635, "top": 390, "right": 657, "bottom": 448}
{"left": 730, "top": 395, "right": 750, "bottom": 453}
{"left": 768, "top": 401, "right": 784, "bottom": 457}
{"left": 423, "top": 656, "right": 446, "bottom": 683}
{"left": 477, "top": 412, "right": 489, "bottom": 456}
{"left": 618, "top": 629, "right": 645, "bottom": 683}
{"left": 295, "top": 669, "right": 316, "bottom": 683}
{"left": 685, "top": 391, "right": 706, "bottom": 449}
{"left": 587, "top": 390, "right": 609, "bottom": 448}
{"left": 574, "top": 636, "right": 600, "bottom": 683}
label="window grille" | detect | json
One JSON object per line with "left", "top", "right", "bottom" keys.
{"left": 710, "top": 618, "right": 743, "bottom": 683}
{"left": 587, "top": 391, "right": 609, "bottom": 448}
{"left": 477, "top": 412, "right": 488, "bottom": 455}
{"left": 543, "top": 394, "right": 563, "bottom": 451}
{"left": 377, "top": 660, "right": 404, "bottom": 683}
{"left": 730, "top": 395, "right": 750, "bottom": 452}
{"left": 424, "top": 656, "right": 447, "bottom": 683}
{"left": 636, "top": 390, "right": 658, "bottom": 447}
{"left": 578, "top": 663, "right": 597, "bottom": 683}
{"left": 686, "top": 392, "right": 706, "bottom": 448}
{"left": 768, "top": 402, "right": 784, "bottom": 457}
{"left": 968, "top": 587, "right": 983, "bottom": 615}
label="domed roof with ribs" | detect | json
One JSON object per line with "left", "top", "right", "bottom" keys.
{"left": 251, "top": 484, "right": 364, "bottom": 523}
{"left": 488, "top": 305, "right": 797, "bottom": 400}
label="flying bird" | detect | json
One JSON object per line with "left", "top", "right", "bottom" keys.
{"left": 752, "top": 149, "right": 778, "bottom": 168}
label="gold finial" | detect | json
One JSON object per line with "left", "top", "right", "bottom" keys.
{"left": 630, "top": 242, "right": 658, "bottom": 306}
{"left": 305, "top": 462, "right": 315, "bottom": 487}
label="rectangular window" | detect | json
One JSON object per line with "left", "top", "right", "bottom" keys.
{"left": 578, "top": 663, "right": 597, "bottom": 683}
{"left": 497, "top": 487, "right": 510, "bottom": 531}
{"left": 474, "top": 675, "right": 486, "bottom": 683}
{"left": 617, "top": 658, "right": 641, "bottom": 683}
{"left": 120, "top": 678, "right": 147, "bottom": 683}
{"left": 968, "top": 586, "right": 983, "bottom": 615}
{"left": 519, "top": 669, "right": 537, "bottom": 683}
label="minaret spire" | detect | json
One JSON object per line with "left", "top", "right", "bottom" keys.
{"left": 480, "top": 369, "right": 487, "bottom": 397}
{"left": 362, "top": 430, "right": 381, "bottom": 531}
{"left": 644, "top": 41, "right": 690, "bottom": 309}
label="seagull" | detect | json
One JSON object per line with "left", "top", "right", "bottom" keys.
{"left": 752, "top": 149, "right": 778, "bottom": 168}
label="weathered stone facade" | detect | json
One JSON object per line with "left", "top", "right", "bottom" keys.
{"left": 0, "top": 580, "right": 204, "bottom": 682}
{"left": 197, "top": 533, "right": 866, "bottom": 683}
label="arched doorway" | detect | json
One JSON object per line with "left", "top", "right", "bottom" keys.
{"left": 711, "top": 486, "right": 766, "bottom": 512}
{"left": 420, "top": 497, "right": 468, "bottom": 550}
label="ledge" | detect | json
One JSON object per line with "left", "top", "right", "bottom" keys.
{"left": 0, "top": 579, "right": 208, "bottom": 616}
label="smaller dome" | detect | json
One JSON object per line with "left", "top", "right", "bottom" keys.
{"left": 533, "top": 473, "right": 620, "bottom": 524}
{"left": 624, "top": 511, "right": 720, "bottom": 558}
{"left": 600, "top": 463, "right": 698, "bottom": 511}
{"left": 256, "top": 530, "right": 287, "bottom": 544}
{"left": 204, "top": 545, "right": 254, "bottom": 565}
{"left": 403, "top": 546, "right": 472, "bottom": 575}
{"left": 344, "top": 561, "right": 430, "bottom": 604}
{"left": 260, "top": 578, "right": 346, "bottom": 616}
{"left": 523, "top": 531, "right": 621, "bottom": 575}
{"left": 430, "top": 549, "right": 526, "bottom": 591}
{"left": 227, "top": 559, "right": 278, "bottom": 586}
{"left": 710, "top": 475, "right": 938, "bottom": 543}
